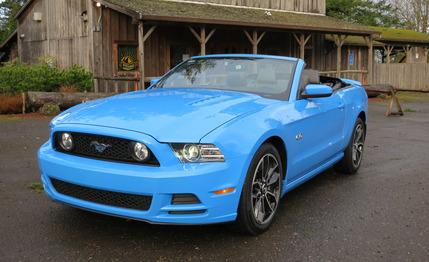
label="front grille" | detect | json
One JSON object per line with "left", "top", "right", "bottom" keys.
{"left": 53, "top": 132, "right": 159, "bottom": 166}
{"left": 50, "top": 178, "right": 152, "bottom": 211}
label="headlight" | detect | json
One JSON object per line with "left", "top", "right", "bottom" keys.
{"left": 59, "top": 132, "right": 73, "bottom": 151}
{"left": 131, "top": 142, "right": 150, "bottom": 161}
{"left": 171, "top": 143, "right": 225, "bottom": 163}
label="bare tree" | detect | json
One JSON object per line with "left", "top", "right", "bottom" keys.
{"left": 391, "top": 0, "right": 429, "bottom": 33}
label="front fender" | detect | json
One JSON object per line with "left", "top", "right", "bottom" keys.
{"left": 200, "top": 106, "right": 288, "bottom": 197}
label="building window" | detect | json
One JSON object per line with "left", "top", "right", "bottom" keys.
{"left": 348, "top": 50, "right": 356, "bottom": 66}
{"left": 117, "top": 44, "right": 138, "bottom": 72}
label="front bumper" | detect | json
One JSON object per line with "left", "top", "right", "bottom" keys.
{"left": 38, "top": 125, "right": 247, "bottom": 225}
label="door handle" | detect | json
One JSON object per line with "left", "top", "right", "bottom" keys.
{"left": 338, "top": 104, "right": 345, "bottom": 110}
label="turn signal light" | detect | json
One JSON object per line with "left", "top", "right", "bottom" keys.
{"left": 213, "top": 187, "right": 235, "bottom": 195}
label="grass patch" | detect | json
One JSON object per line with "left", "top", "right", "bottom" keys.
{"left": 396, "top": 92, "right": 429, "bottom": 103}
{"left": 0, "top": 113, "right": 50, "bottom": 121}
{"left": 0, "top": 115, "right": 22, "bottom": 122}
{"left": 404, "top": 108, "right": 417, "bottom": 113}
{"left": 28, "top": 182, "right": 44, "bottom": 193}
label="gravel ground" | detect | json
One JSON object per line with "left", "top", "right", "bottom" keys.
{"left": 0, "top": 101, "right": 428, "bottom": 262}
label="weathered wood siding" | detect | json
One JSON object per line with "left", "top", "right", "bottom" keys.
{"left": 45, "top": 0, "right": 90, "bottom": 69}
{"left": 17, "top": 0, "right": 47, "bottom": 64}
{"left": 373, "top": 63, "right": 429, "bottom": 91}
{"left": 177, "top": 0, "right": 326, "bottom": 14}
{"left": 17, "top": 1, "right": 375, "bottom": 93}
{"left": 95, "top": 8, "right": 172, "bottom": 92}
{"left": 95, "top": 7, "right": 138, "bottom": 92}
{"left": 17, "top": 0, "right": 92, "bottom": 69}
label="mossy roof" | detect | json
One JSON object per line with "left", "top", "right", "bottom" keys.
{"left": 325, "top": 27, "right": 429, "bottom": 46}
{"left": 325, "top": 35, "right": 385, "bottom": 47}
{"left": 372, "top": 27, "right": 429, "bottom": 44}
{"left": 104, "top": 0, "right": 376, "bottom": 35}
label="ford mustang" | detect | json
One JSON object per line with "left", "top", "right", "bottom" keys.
{"left": 38, "top": 54, "right": 368, "bottom": 235}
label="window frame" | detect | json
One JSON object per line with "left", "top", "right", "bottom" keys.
{"left": 112, "top": 41, "right": 139, "bottom": 77}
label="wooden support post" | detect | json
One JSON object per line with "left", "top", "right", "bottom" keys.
{"left": 332, "top": 34, "right": 348, "bottom": 78}
{"left": 403, "top": 45, "right": 412, "bottom": 63}
{"left": 364, "top": 35, "right": 374, "bottom": 83}
{"left": 244, "top": 30, "right": 266, "bottom": 54}
{"left": 293, "top": 33, "right": 311, "bottom": 59}
{"left": 138, "top": 22, "right": 145, "bottom": 90}
{"left": 201, "top": 27, "right": 206, "bottom": 55}
{"left": 424, "top": 47, "right": 429, "bottom": 62}
{"left": 21, "top": 92, "right": 26, "bottom": 114}
{"left": 189, "top": 26, "right": 216, "bottom": 55}
{"left": 138, "top": 21, "right": 157, "bottom": 90}
{"left": 383, "top": 45, "right": 394, "bottom": 63}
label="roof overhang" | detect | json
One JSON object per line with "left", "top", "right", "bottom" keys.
{"left": 325, "top": 35, "right": 385, "bottom": 47}
{"left": 0, "top": 30, "right": 18, "bottom": 51}
{"left": 99, "top": 0, "right": 378, "bottom": 36}
{"left": 15, "top": 0, "right": 35, "bottom": 19}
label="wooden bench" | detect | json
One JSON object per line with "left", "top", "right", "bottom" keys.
{"left": 363, "top": 84, "right": 404, "bottom": 117}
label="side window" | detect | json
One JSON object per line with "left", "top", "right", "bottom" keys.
{"left": 298, "top": 70, "right": 309, "bottom": 100}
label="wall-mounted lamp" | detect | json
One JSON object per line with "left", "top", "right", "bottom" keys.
{"left": 96, "top": 2, "right": 102, "bottom": 8}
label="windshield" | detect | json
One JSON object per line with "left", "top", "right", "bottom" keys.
{"left": 155, "top": 58, "right": 296, "bottom": 99}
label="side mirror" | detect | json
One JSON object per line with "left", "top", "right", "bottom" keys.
{"left": 301, "top": 84, "right": 333, "bottom": 99}
{"left": 150, "top": 77, "right": 161, "bottom": 87}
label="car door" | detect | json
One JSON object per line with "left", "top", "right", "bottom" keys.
{"left": 286, "top": 92, "right": 346, "bottom": 182}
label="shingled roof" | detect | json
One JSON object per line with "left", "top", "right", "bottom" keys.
{"left": 102, "top": 0, "right": 377, "bottom": 35}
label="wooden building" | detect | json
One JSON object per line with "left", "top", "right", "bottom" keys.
{"left": 0, "top": 0, "right": 416, "bottom": 92}
{"left": 0, "top": 30, "right": 18, "bottom": 62}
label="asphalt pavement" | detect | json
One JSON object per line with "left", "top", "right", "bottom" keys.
{"left": 0, "top": 101, "right": 428, "bottom": 262}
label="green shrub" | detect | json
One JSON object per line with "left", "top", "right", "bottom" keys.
{"left": 0, "top": 59, "right": 93, "bottom": 94}
{"left": 61, "top": 65, "right": 93, "bottom": 92}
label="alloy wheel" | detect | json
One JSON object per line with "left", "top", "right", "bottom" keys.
{"left": 251, "top": 153, "right": 281, "bottom": 225}
{"left": 352, "top": 123, "right": 365, "bottom": 168}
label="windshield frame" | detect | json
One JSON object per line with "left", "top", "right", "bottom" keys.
{"left": 153, "top": 56, "right": 297, "bottom": 101}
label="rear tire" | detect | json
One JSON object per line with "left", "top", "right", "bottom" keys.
{"left": 233, "top": 143, "right": 283, "bottom": 235}
{"left": 335, "top": 117, "right": 366, "bottom": 174}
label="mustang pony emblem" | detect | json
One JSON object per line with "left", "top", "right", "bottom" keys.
{"left": 90, "top": 141, "right": 112, "bottom": 153}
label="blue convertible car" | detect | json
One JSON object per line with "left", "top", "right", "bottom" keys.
{"left": 38, "top": 54, "right": 367, "bottom": 235}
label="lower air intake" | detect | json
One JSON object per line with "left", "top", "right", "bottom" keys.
{"left": 50, "top": 178, "right": 152, "bottom": 211}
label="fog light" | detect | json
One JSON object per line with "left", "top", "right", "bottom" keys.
{"left": 59, "top": 132, "right": 73, "bottom": 151}
{"left": 132, "top": 142, "right": 149, "bottom": 161}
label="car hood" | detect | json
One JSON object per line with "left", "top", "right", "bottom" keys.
{"left": 53, "top": 88, "right": 271, "bottom": 142}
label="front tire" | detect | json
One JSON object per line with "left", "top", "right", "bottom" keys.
{"left": 234, "top": 143, "right": 283, "bottom": 235}
{"left": 335, "top": 117, "right": 366, "bottom": 174}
